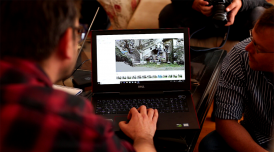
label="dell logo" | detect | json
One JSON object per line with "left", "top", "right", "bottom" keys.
{"left": 138, "top": 85, "right": 145, "bottom": 88}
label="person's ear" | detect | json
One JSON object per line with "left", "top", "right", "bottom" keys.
{"left": 57, "top": 28, "right": 73, "bottom": 59}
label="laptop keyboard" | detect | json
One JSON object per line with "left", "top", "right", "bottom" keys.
{"left": 95, "top": 95, "right": 189, "bottom": 115}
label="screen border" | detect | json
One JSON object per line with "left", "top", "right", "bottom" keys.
{"left": 91, "top": 28, "right": 191, "bottom": 93}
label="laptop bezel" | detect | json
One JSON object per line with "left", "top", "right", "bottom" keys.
{"left": 91, "top": 28, "right": 191, "bottom": 93}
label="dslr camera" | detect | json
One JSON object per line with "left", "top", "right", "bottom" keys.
{"left": 205, "top": 0, "right": 229, "bottom": 27}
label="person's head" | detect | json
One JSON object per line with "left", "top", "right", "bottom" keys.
{"left": 245, "top": 6, "right": 274, "bottom": 73}
{"left": 0, "top": 0, "right": 82, "bottom": 81}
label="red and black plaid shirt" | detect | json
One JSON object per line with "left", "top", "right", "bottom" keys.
{"left": 0, "top": 57, "right": 135, "bottom": 152}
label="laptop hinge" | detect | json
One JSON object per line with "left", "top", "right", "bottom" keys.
{"left": 163, "top": 90, "right": 189, "bottom": 93}
{"left": 93, "top": 92, "right": 120, "bottom": 96}
{"left": 93, "top": 90, "right": 190, "bottom": 96}
{"left": 120, "top": 91, "right": 164, "bottom": 96}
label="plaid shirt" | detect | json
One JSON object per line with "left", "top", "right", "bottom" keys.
{"left": 0, "top": 57, "right": 135, "bottom": 152}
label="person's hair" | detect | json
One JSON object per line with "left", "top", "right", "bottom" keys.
{"left": 254, "top": 6, "right": 274, "bottom": 33}
{"left": 0, "top": 0, "right": 81, "bottom": 61}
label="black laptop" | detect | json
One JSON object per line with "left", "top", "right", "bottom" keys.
{"left": 91, "top": 28, "right": 200, "bottom": 131}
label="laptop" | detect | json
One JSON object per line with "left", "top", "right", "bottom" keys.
{"left": 91, "top": 28, "right": 200, "bottom": 131}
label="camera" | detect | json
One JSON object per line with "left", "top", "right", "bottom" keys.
{"left": 205, "top": 0, "right": 228, "bottom": 28}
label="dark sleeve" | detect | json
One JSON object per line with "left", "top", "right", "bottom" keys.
{"left": 226, "top": 0, "right": 273, "bottom": 12}
{"left": 171, "top": 0, "right": 195, "bottom": 10}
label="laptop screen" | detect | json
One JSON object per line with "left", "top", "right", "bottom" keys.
{"left": 92, "top": 29, "right": 191, "bottom": 92}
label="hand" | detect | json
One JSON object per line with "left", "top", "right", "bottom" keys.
{"left": 119, "top": 106, "right": 158, "bottom": 141}
{"left": 192, "top": 0, "right": 213, "bottom": 17}
{"left": 225, "top": 0, "right": 242, "bottom": 26}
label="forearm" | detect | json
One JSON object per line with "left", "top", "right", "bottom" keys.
{"left": 216, "top": 118, "right": 268, "bottom": 152}
{"left": 133, "top": 138, "right": 156, "bottom": 152}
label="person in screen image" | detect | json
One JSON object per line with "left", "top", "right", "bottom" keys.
{"left": 0, "top": 1, "right": 158, "bottom": 152}
{"left": 199, "top": 7, "right": 274, "bottom": 152}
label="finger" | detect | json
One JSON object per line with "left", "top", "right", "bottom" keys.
{"left": 225, "top": 12, "right": 235, "bottom": 26}
{"left": 225, "top": 22, "right": 233, "bottom": 26}
{"left": 127, "top": 107, "right": 137, "bottom": 120}
{"left": 138, "top": 105, "right": 147, "bottom": 115}
{"left": 152, "top": 109, "right": 159, "bottom": 124}
{"left": 147, "top": 108, "right": 155, "bottom": 119}
{"left": 226, "top": 2, "right": 237, "bottom": 12}
{"left": 119, "top": 121, "right": 128, "bottom": 130}
{"left": 201, "top": 10, "right": 212, "bottom": 17}
{"left": 201, "top": 5, "right": 213, "bottom": 11}
{"left": 199, "top": 1, "right": 208, "bottom": 6}
{"left": 129, "top": 107, "right": 140, "bottom": 118}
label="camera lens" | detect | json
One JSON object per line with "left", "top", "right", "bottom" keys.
{"left": 212, "top": 3, "right": 227, "bottom": 27}
{"left": 213, "top": 4, "right": 227, "bottom": 21}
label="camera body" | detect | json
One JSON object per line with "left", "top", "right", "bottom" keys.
{"left": 205, "top": 0, "right": 228, "bottom": 27}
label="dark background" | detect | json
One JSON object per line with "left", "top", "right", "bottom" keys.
{"left": 80, "top": 0, "right": 110, "bottom": 30}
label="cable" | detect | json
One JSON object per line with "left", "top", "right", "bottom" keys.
{"left": 77, "top": 7, "right": 100, "bottom": 58}
{"left": 190, "top": 26, "right": 230, "bottom": 52}
{"left": 190, "top": 26, "right": 206, "bottom": 39}
{"left": 71, "top": 59, "right": 92, "bottom": 76}
{"left": 61, "top": 7, "right": 99, "bottom": 86}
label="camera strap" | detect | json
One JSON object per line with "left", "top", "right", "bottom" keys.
{"left": 190, "top": 26, "right": 230, "bottom": 51}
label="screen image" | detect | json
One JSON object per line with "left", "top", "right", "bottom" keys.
{"left": 96, "top": 33, "right": 186, "bottom": 85}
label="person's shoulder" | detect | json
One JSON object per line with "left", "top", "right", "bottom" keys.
{"left": 1, "top": 83, "right": 92, "bottom": 115}
{"left": 228, "top": 38, "right": 250, "bottom": 59}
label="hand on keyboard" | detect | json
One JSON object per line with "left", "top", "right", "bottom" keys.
{"left": 119, "top": 105, "right": 158, "bottom": 151}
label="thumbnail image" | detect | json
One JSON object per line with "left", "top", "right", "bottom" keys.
{"left": 178, "top": 74, "right": 182, "bottom": 78}
{"left": 117, "top": 76, "right": 121, "bottom": 79}
{"left": 115, "top": 38, "right": 185, "bottom": 72}
{"left": 122, "top": 76, "right": 126, "bottom": 79}
{"left": 142, "top": 75, "right": 147, "bottom": 79}
{"left": 147, "top": 75, "right": 152, "bottom": 78}
{"left": 163, "top": 75, "right": 167, "bottom": 78}
{"left": 173, "top": 75, "right": 177, "bottom": 78}
{"left": 158, "top": 75, "right": 162, "bottom": 78}
{"left": 127, "top": 76, "right": 132, "bottom": 79}
{"left": 153, "top": 75, "right": 157, "bottom": 78}
{"left": 132, "top": 76, "right": 136, "bottom": 79}
{"left": 137, "top": 75, "right": 142, "bottom": 79}
{"left": 168, "top": 75, "right": 172, "bottom": 78}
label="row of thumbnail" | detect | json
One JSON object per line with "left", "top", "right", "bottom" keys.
{"left": 116, "top": 74, "right": 183, "bottom": 79}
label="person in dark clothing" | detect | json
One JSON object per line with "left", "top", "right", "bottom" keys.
{"left": 159, "top": 0, "right": 273, "bottom": 41}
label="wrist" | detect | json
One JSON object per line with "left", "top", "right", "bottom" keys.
{"left": 133, "top": 138, "right": 156, "bottom": 152}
